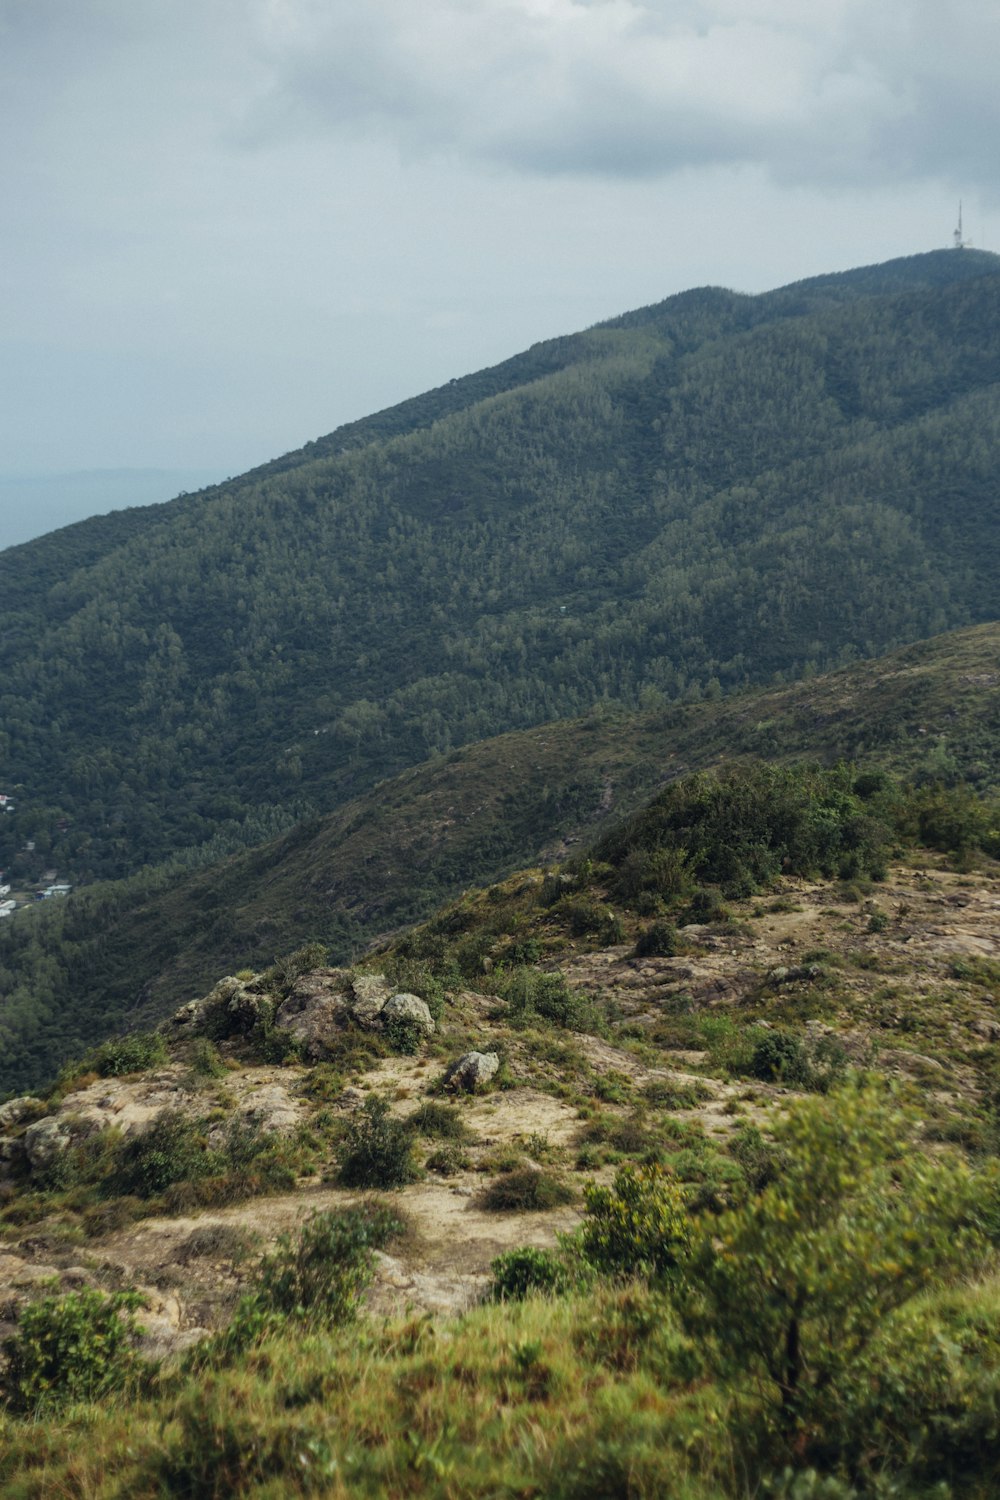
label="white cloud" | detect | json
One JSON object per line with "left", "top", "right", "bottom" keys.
{"left": 236, "top": 0, "right": 1000, "bottom": 191}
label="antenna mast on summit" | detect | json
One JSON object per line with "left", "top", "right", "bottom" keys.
{"left": 953, "top": 201, "right": 971, "bottom": 249}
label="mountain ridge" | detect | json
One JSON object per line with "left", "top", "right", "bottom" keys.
{"left": 2, "top": 617, "right": 999, "bottom": 1094}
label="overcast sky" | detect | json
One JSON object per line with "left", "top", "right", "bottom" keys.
{"left": 2, "top": 0, "right": 998, "bottom": 543}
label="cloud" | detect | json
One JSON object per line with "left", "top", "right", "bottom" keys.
{"left": 236, "top": 0, "right": 1000, "bottom": 191}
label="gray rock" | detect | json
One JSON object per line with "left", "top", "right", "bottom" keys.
{"left": 165, "top": 996, "right": 209, "bottom": 1036}
{"left": 0, "top": 1097, "right": 44, "bottom": 1131}
{"left": 382, "top": 993, "right": 435, "bottom": 1037}
{"left": 274, "top": 971, "right": 350, "bottom": 1059}
{"left": 350, "top": 973, "right": 393, "bottom": 1030}
{"left": 443, "top": 1051, "right": 500, "bottom": 1092}
{"left": 23, "top": 1117, "right": 72, "bottom": 1173}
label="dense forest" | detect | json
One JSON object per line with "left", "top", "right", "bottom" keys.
{"left": 2, "top": 249, "right": 1000, "bottom": 886}
{"left": 2, "top": 620, "right": 1000, "bottom": 1094}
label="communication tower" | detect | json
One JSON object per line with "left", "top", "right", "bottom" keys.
{"left": 953, "top": 202, "right": 971, "bottom": 249}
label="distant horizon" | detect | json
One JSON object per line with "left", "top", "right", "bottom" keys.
{"left": 0, "top": 467, "right": 228, "bottom": 552}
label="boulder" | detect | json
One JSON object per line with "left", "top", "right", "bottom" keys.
{"left": 350, "top": 973, "right": 394, "bottom": 1030}
{"left": 274, "top": 971, "right": 350, "bottom": 1059}
{"left": 23, "top": 1117, "right": 72, "bottom": 1174}
{"left": 443, "top": 1051, "right": 500, "bottom": 1092}
{"left": 382, "top": 993, "right": 435, "bottom": 1037}
{"left": 0, "top": 1097, "right": 44, "bottom": 1131}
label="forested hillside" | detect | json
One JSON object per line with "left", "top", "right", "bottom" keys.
{"left": 2, "top": 248, "right": 1000, "bottom": 884}
{"left": 2, "top": 620, "right": 999, "bottom": 1094}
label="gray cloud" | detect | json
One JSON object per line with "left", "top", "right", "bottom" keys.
{"left": 235, "top": 0, "right": 1000, "bottom": 192}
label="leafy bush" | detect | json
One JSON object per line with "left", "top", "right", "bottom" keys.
{"left": 86, "top": 1031, "right": 168, "bottom": 1078}
{"left": 594, "top": 764, "right": 893, "bottom": 902}
{"left": 2, "top": 1287, "right": 147, "bottom": 1412}
{"left": 408, "top": 1101, "right": 474, "bottom": 1141}
{"left": 748, "top": 1030, "right": 810, "bottom": 1086}
{"left": 633, "top": 921, "right": 681, "bottom": 958}
{"left": 489, "top": 1246, "right": 570, "bottom": 1301}
{"left": 479, "top": 1168, "right": 575, "bottom": 1212}
{"left": 425, "top": 1144, "right": 470, "bottom": 1175}
{"left": 681, "top": 1084, "right": 985, "bottom": 1440}
{"left": 581, "top": 1163, "right": 691, "bottom": 1280}
{"left": 337, "top": 1095, "right": 419, "bottom": 1189}
{"left": 498, "top": 967, "right": 601, "bottom": 1033}
{"left": 187, "top": 1038, "right": 227, "bottom": 1080}
{"left": 260, "top": 943, "right": 329, "bottom": 999}
{"left": 383, "top": 1014, "right": 427, "bottom": 1055}
{"left": 109, "top": 1112, "right": 221, "bottom": 1199}
{"left": 253, "top": 1205, "right": 402, "bottom": 1325}
{"left": 198, "top": 1206, "right": 403, "bottom": 1367}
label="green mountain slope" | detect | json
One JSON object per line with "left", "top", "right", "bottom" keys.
{"left": 2, "top": 250, "right": 1000, "bottom": 885}
{"left": 2, "top": 619, "right": 999, "bottom": 1093}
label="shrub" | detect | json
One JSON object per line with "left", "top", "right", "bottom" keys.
{"left": 633, "top": 921, "right": 681, "bottom": 958}
{"left": 479, "top": 1168, "right": 575, "bottom": 1212}
{"left": 581, "top": 1163, "right": 691, "bottom": 1280}
{"left": 499, "top": 967, "right": 600, "bottom": 1032}
{"left": 383, "top": 1014, "right": 426, "bottom": 1055}
{"left": 337, "top": 1095, "right": 419, "bottom": 1189}
{"left": 86, "top": 1031, "right": 168, "bottom": 1078}
{"left": 260, "top": 943, "right": 329, "bottom": 999}
{"left": 109, "top": 1112, "right": 221, "bottom": 1199}
{"left": 2, "top": 1287, "right": 147, "bottom": 1412}
{"left": 488, "top": 1246, "right": 570, "bottom": 1300}
{"left": 408, "top": 1101, "right": 474, "bottom": 1141}
{"left": 187, "top": 1038, "right": 227, "bottom": 1080}
{"left": 425, "top": 1144, "right": 470, "bottom": 1175}
{"left": 681, "top": 1084, "right": 985, "bottom": 1440}
{"left": 198, "top": 1206, "right": 403, "bottom": 1366}
{"left": 748, "top": 1030, "right": 810, "bottom": 1086}
{"left": 254, "top": 1204, "right": 402, "bottom": 1325}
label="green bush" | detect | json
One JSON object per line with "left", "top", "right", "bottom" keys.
{"left": 479, "top": 1168, "right": 575, "bottom": 1212}
{"left": 383, "top": 1014, "right": 427, "bottom": 1055}
{"left": 748, "top": 1031, "right": 810, "bottom": 1086}
{"left": 408, "top": 1101, "right": 474, "bottom": 1141}
{"left": 594, "top": 764, "right": 894, "bottom": 902}
{"left": 488, "top": 1246, "right": 570, "bottom": 1300}
{"left": 86, "top": 1031, "right": 168, "bottom": 1078}
{"left": 187, "top": 1038, "right": 227, "bottom": 1080}
{"left": 254, "top": 1205, "right": 402, "bottom": 1325}
{"left": 633, "top": 921, "right": 681, "bottom": 958}
{"left": 109, "top": 1112, "right": 221, "bottom": 1199}
{"left": 681, "top": 1085, "right": 985, "bottom": 1441}
{"left": 198, "top": 1206, "right": 403, "bottom": 1367}
{"left": 337, "top": 1095, "right": 419, "bottom": 1189}
{"left": 580, "top": 1163, "right": 691, "bottom": 1281}
{"left": 498, "top": 967, "right": 601, "bottom": 1033}
{"left": 425, "top": 1144, "right": 470, "bottom": 1175}
{"left": 260, "top": 943, "right": 329, "bottom": 999}
{"left": 2, "top": 1287, "right": 147, "bottom": 1412}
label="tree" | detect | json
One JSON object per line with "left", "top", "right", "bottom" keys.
{"left": 682, "top": 1084, "right": 983, "bottom": 1439}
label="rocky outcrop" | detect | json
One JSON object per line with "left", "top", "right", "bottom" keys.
{"left": 381, "top": 992, "right": 435, "bottom": 1037}
{"left": 443, "top": 1051, "right": 500, "bottom": 1092}
{"left": 350, "top": 973, "right": 394, "bottom": 1029}
{"left": 274, "top": 969, "right": 350, "bottom": 1059}
{"left": 23, "top": 1117, "right": 72, "bottom": 1173}
{"left": 0, "top": 1097, "right": 45, "bottom": 1132}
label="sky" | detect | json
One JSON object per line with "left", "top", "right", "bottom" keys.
{"left": 2, "top": 0, "right": 999, "bottom": 546}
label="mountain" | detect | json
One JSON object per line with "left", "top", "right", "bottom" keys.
{"left": 0, "top": 756, "right": 997, "bottom": 1496}
{"left": 2, "top": 248, "right": 1000, "bottom": 889}
{"left": 2, "top": 619, "right": 999, "bottom": 1094}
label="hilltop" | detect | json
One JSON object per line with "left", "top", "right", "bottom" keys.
{"left": 2, "top": 248, "right": 1000, "bottom": 889}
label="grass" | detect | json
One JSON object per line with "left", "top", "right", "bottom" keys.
{"left": 3, "top": 1271, "right": 1000, "bottom": 1499}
